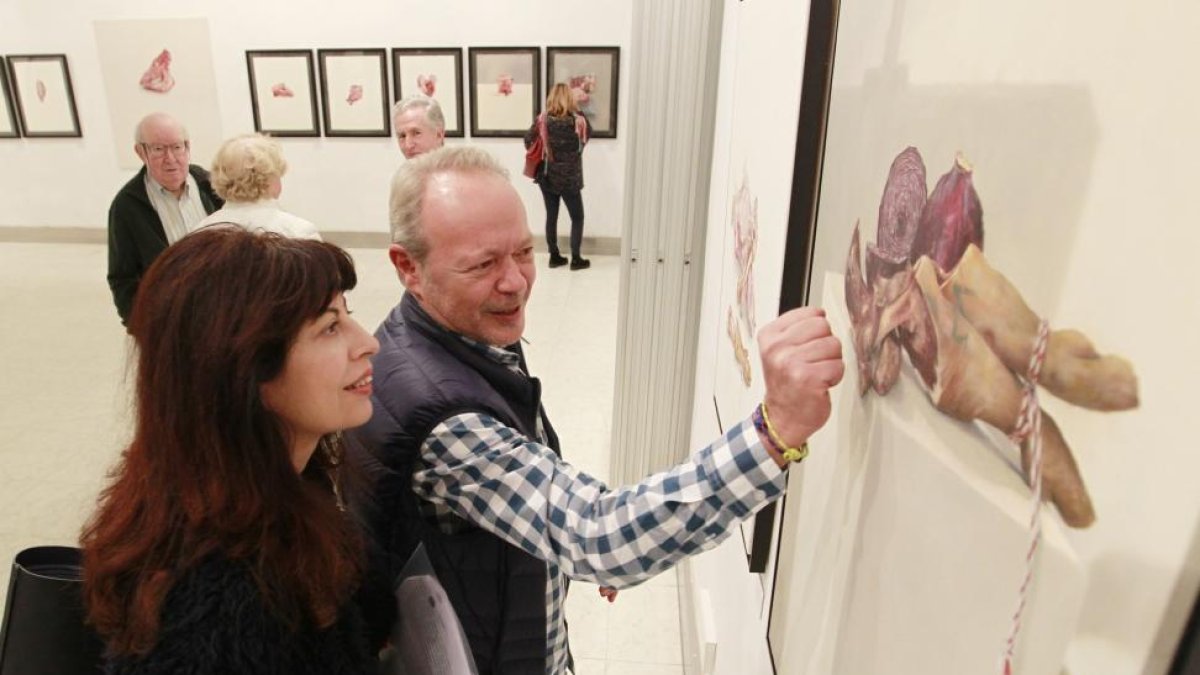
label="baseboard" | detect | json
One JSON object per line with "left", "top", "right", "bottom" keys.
{"left": 0, "top": 226, "right": 622, "bottom": 255}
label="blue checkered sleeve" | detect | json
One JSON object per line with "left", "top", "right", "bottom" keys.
{"left": 412, "top": 412, "right": 788, "bottom": 589}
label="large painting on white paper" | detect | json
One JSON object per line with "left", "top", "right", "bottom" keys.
{"left": 93, "top": 19, "right": 222, "bottom": 169}
{"left": 765, "top": 1, "right": 1199, "bottom": 673}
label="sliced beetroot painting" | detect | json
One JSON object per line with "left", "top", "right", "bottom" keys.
{"left": 910, "top": 154, "right": 983, "bottom": 271}
{"left": 876, "top": 146, "right": 927, "bottom": 264}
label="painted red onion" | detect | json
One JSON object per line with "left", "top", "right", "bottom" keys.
{"left": 910, "top": 154, "right": 983, "bottom": 271}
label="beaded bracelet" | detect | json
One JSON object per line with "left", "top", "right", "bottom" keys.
{"left": 752, "top": 402, "right": 810, "bottom": 463}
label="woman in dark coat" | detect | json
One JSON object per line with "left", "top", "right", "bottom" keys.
{"left": 80, "top": 227, "right": 386, "bottom": 674}
{"left": 525, "top": 83, "right": 593, "bottom": 270}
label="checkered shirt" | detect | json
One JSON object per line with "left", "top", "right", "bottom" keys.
{"left": 412, "top": 338, "right": 787, "bottom": 674}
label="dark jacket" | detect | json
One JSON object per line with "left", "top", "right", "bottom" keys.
{"left": 350, "top": 293, "right": 562, "bottom": 675}
{"left": 104, "top": 556, "right": 375, "bottom": 675}
{"left": 524, "top": 113, "right": 591, "bottom": 194}
{"left": 106, "top": 165, "right": 221, "bottom": 324}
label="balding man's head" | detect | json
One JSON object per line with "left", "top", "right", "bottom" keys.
{"left": 133, "top": 113, "right": 191, "bottom": 194}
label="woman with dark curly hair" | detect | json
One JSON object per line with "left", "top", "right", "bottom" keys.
{"left": 525, "top": 83, "right": 593, "bottom": 270}
{"left": 80, "top": 226, "right": 382, "bottom": 674}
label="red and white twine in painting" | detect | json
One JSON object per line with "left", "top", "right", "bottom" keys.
{"left": 1001, "top": 318, "right": 1051, "bottom": 675}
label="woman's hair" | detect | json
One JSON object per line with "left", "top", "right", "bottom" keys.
{"left": 209, "top": 133, "right": 287, "bottom": 202}
{"left": 545, "top": 83, "right": 578, "bottom": 117}
{"left": 81, "top": 226, "right": 364, "bottom": 656}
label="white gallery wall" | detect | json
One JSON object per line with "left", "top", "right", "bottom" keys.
{"left": 688, "top": 1, "right": 1200, "bottom": 674}
{"left": 0, "top": 0, "right": 631, "bottom": 238}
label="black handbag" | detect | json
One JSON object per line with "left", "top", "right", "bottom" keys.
{"left": 0, "top": 546, "right": 104, "bottom": 674}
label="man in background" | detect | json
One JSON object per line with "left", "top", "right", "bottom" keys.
{"left": 106, "top": 112, "right": 221, "bottom": 324}
{"left": 392, "top": 96, "right": 446, "bottom": 160}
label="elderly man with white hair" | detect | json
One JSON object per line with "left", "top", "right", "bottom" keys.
{"left": 391, "top": 96, "right": 446, "bottom": 159}
{"left": 107, "top": 112, "right": 222, "bottom": 325}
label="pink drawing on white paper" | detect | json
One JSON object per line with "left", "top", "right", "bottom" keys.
{"left": 36, "top": 80, "right": 47, "bottom": 102}
{"left": 139, "top": 49, "right": 176, "bottom": 93}
{"left": 417, "top": 74, "right": 437, "bottom": 97}
{"left": 346, "top": 84, "right": 363, "bottom": 105}
{"left": 569, "top": 74, "right": 596, "bottom": 106}
{"left": 497, "top": 74, "right": 514, "bottom": 96}
{"left": 271, "top": 83, "right": 294, "bottom": 98}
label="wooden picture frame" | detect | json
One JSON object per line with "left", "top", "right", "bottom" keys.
{"left": 5, "top": 54, "right": 81, "bottom": 138}
{"left": 468, "top": 47, "right": 540, "bottom": 138}
{"left": 392, "top": 48, "right": 464, "bottom": 138}
{"left": 317, "top": 48, "right": 390, "bottom": 137}
{"left": 245, "top": 50, "right": 321, "bottom": 137}
{"left": 546, "top": 46, "right": 620, "bottom": 139}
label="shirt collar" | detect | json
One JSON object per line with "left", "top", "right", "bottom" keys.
{"left": 455, "top": 333, "right": 522, "bottom": 370}
{"left": 144, "top": 171, "right": 192, "bottom": 198}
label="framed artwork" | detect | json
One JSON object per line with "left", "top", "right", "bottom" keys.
{"left": 246, "top": 50, "right": 320, "bottom": 137}
{"left": 0, "top": 58, "right": 19, "bottom": 138}
{"left": 318, "top": 48, "right": 390, "bottom": 137}
{"left": 5, "top": 54, "right": 81, "bottom": 138}
{"left": 392, "top": 48, "right": 464, "bottom": 138}
{"left": 546, "top": 47, "right": 620, "bottom": 139}
{"left": 468, "top": 47, "right": 540, "bottom": 138}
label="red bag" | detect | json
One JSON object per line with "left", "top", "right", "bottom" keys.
{"left": 523, "top": 114, "right": 550, "bottom": 179}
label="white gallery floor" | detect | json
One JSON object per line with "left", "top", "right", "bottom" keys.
{"left": 0, "top": 242, "right": 684, "bottom": 674}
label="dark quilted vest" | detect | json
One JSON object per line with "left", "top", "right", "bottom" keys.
{"left": 350, "top": 293, "right": 563, "bottom": 674}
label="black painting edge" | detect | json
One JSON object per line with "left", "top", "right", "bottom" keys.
{"left": 762, "top": 0, "right": 841, "bottom": 670}
{"left": 317, "top": 48, "right": 390, "bottom": 138}
{"left": 245, "top": 49, "right": 321, "bottom": 138}
{"left": 0, "top": 57, "right": 20, "bottom": 138}
{"left": 467, "top": 46, "right": 541, "bottom": 139}
{"left": 545, "top": 46, "right": 620, "bottom": 140}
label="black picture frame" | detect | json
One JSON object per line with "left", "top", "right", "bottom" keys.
{"left": 763, "top": 0, "right": 841, "bottom": 670}
{"left": 468, "top": 47, "right": 540, "bottom": 138}
{"left": 5, "top": 54, "right": 81, "bottom": 138}
{"left": 546, "top": 46, "right": 620, "bottom": 139}
{"left": 245, "top": 50, "right": 321, "bottom": 137}
{"left": 317, "top": 48, "right": 390, "bottom": 137}
{"left": 392, "top": 48, "right": 465, "bottom": 138}
{"left": 0, "top": 58, "right": 19, "bottom": 138}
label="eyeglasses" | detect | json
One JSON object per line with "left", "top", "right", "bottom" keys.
{"left": 141, "top": 141, "right": 190, "bottom": 158}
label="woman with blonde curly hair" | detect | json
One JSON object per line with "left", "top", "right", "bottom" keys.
{"left": 195, "top": 133, "right": 321, "bottom": 240}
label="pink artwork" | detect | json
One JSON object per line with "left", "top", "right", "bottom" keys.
{"left": 139, "top": 49, "right": 176, "bottom": 94}
{"left": 724, "top": 171, "right": 759, "bottom": 388}
{"left": 417, "top": 74, "right": 437, "bottom": 97}
{"left": 569, "top": 74, "right": 597, "bottom": 106}
{"left": 844, "top": 147, "right": 1139, "bottom": 529}
{"left": 36, "top": 80, "right": 47, "bottom": 102}
{"left": 346, "top": 84, "right": 363, "bottom": 106}
{"left": 497, "top": 74, "right": 514, "bottom": 96}
{"left": 271, "top": 83, "right": 294, "bottom": 98}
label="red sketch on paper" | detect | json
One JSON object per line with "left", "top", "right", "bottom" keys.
{"left": 569, "top": 74, "right": 596, "bottom": 107}
{"left": 497, "top": 74, "right": 514, "bottom": 96}
{"left": 271, "top": 83, "right": 295, "bottom": 98}
{"left": 139, "top": 49, "right": 176, "bottom": 93}
{"left": 346, "top": 84, "right": 363, "bottom": 105}
{"left": 726, "top": 307, "right": 752, "bottom": 387}
{"left": 36, "top": 80, "right": 47, "bottom": 102}
{"left": 417, "top": 74, "right": 437, "bottom": 97}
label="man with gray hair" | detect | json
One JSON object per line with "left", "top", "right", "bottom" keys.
{"left": 392, "top": 96, "right": 446, "bottom": 159}
{"left": 106, "top": 112, "right": 222, "bottom": 324}
{"left": 353, "top": 146, "right": 844, "bottom": 673}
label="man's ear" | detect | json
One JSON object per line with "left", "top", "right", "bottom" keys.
{"left": 388, "top": 244, "right": 421, "bottom": 292}
{"left": 133, "top": 143, "right": 147, "bottom": 163}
